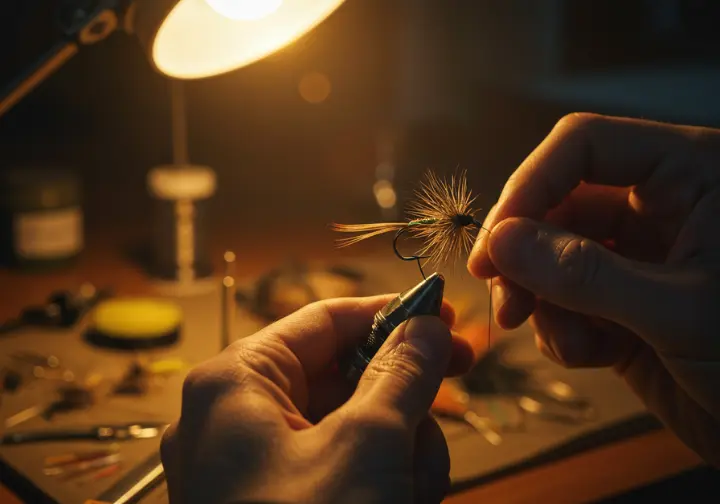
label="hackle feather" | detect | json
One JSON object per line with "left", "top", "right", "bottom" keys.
{"left": 406, "top": 170, "right": 479, "bottom": 267}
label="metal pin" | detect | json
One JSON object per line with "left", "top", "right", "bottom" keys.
{"left": 221, "top": 251, "right": 236, "bottom": 351}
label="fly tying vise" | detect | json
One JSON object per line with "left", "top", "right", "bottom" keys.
{"left": 331, "top": 170, "right": 495, "bottom": 350}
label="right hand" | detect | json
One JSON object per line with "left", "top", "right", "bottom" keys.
{"left": 161, "top": 296, "right": 471, "bottom": 504}
{"left": 468, "top": 113, "right": 720, "bottom": 465}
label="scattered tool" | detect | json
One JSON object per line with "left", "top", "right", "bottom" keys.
{"left": 86, "top": 449, "right": 166, "bottom": 504}
{"left": 112, "top": 357, "right": 188, "bottom": 396}
{"left": 77, "top": 462, "right": 124, "bottom": 486}
{"left": 0, "top": 283, "right": 112, "bottom": 336}
{"left": 1, "top": 366, "right": 24, "bottom": 393}
{"left": 75, "top": 461, "right": 124, "bottom": 487}
{"left": 432, "top": 380, "right": 502, "bottom": 445}
{"left": 4, "top": 382, "right": 95, "bottom": 429}
{"left": 0, "top": 422, "right": 167, "bottom": 445}
{"left": 339, "top": 272, "right": 444, "bottom": 383}
{"left": 2, "top": 353, "right": 70, "bottom": 395}
{"left": 49, "top": 452, "right": 122, "bottom": 480}
{"left": 44, "top": 447, "right": 120, "bottom": 472}
{"left": 518, "top": 395, "right": 596, "bottom": 424}
{"left": 461, "top": 340, "right": 597, "bottom": 426}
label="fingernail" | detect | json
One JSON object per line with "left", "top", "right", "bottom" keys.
{"left": 492, "top": 282, "right": 508, "bottom": 322}
{"left": 403, "top": 316, "right": 452, "bottom": 362}
{"left": 468, "top": 238, "right": 488, "bottom": 277}
{"left": 470, "top": 228, "right": 488, "bottom": 257}
{"left": 535, "top": 333, "right": 563, "bottom": 366}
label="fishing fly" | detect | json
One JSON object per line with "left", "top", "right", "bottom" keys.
{"left": 332, "top": 170, "right": 489, "bottom": 279}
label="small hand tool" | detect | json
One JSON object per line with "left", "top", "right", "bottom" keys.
{"left": 4, "top": 383, "right": 94, "bottom": 429}
{"left": 47, "top": 452, "right": 122, "bottom": 478}
{"left": 0, "top": 283, "right": 112, "bottom": 336}
{"left": 340, "top": 272, "right": 445, "bottom": 383}
{"left": 44, "top": 448, "right": 119, "bottom": 471}
{"left": 0, "top": 422, "right": 167, "bottom": 445}
{"left": 517, "top": 395, "right": 596, "bottom": 424}
{"left": 86, "top": 450, "right": 166, "bottom": 504}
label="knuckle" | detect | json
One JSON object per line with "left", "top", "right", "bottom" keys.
{"left": 556, "top": 237, "right": 601, "bottom": 289}
{"left": 234, "top": 336, "right": 288, "bottom": 380}
{"left": 555, "top": 112, "right": 603, "bottom": 137}
{"left": 160, "top": 423, "right": 178, "bottom": 457}
{"left": 362, "top": 343, "right": 426, "bottom": 388}
{"left": 181, "top": 365, "right": 213, "bottom": 399}
{"left": 181, "top": 361, "right": 236, "bottom": 405}
{"left": 335, "top": 407, "right": 408, "bottom": 446}
{"left": 293, "top": 297, "right": 336, "bottom": 325}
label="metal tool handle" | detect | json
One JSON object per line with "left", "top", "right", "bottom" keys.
{"left": 340, "top": 312, "right": 393, "bottom": 383}
{"left": 1, "top": 428, "right": 97, "bottom": 445}
{"left": 89, "top": 450, "right": 166, "bottom": 504}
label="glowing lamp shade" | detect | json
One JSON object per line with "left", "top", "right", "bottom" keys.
{"left": 143, "top": 0, "right": 346, "bottom": 79}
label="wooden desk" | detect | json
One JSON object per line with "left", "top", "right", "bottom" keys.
{"left": 0, "top": 229, "right": 703, "bottom": 504}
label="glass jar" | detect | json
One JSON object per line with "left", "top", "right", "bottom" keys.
{"left": 0, "top": 167, "right": 83, "bottom": 270}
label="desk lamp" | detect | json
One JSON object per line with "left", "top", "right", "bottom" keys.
{"left": 1, "top": 0, "right": 346, "bottom": 282}
{"left": 1, "top": 0, "right": 347, "bottom": 115}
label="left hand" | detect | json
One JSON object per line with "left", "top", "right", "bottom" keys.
{"left": 160, "top": 295, "right": 474, "bottom": 504}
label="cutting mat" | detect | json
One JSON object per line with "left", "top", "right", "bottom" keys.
{"left": 0, "top": 254, "right": 656, "bottom": 503}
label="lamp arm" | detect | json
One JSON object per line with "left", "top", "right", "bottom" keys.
{"left": 0, "top": 0, "right": 127, "bottom": 119}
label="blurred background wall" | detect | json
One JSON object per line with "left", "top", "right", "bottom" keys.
{"left": 1, "top": 0, "right": 720, "bottom": 237}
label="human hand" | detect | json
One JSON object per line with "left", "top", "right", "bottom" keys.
{"left": 468, "top": 113, "right": 720, "bottom": 465}
{"left": 161, "top": 295, "right": 474, "bottom": 504}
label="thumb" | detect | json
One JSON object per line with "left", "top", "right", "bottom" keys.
{"left": 349, "top": 316, "right": 452, "bottom": 428}
{"left": 487, "top": 217, "right": 692, "bottom": 343}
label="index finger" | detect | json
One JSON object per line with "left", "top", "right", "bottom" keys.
{"left": 261, "top": 295, "right": 456, "bottom": 376}
{"left": 469, "top": 113, "right": 703, "bottom": 277}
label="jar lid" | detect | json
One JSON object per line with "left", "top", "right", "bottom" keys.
{"left": 0, "top": 168, "right": 80, "bottom": 210}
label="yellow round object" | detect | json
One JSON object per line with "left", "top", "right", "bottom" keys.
{"left": 92, "top": 298, "right": 182, "bottom": 339}
{"left": 148, "top": 358, "right": 188, "bottom": 375}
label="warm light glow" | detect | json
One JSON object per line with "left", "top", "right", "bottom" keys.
{"left": 153, "top": 0, "right": 346, "bottom": 79}
{"left": 205, "top": 0, "right": 282, "bottom": 21}
{"left": 373, "top": 180, "right": 397, "bottom": 209}
{"left": 298, "top": 71, "right": 331, "bottom": 104}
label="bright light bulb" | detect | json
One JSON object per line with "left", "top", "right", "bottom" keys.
{"left": 153, "top": 0, "right": 346, "bottom": 79}
{"left": 205, "top": 0, "right": 282, "bottom": 21}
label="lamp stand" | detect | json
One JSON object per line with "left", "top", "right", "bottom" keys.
{"left": 0, "top": 0, "right": 125, "bottom": 119}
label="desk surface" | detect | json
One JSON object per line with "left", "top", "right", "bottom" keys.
{"left": 0, "top": 228, "right": 703, "bottom": 504}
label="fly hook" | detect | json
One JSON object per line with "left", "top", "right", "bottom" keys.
{"left": 393, "top": 227, "right": 429, "bottom": 279}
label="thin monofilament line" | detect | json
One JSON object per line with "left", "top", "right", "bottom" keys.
{"left": 488, "top": 276, "right": 494, "bottom": 350}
